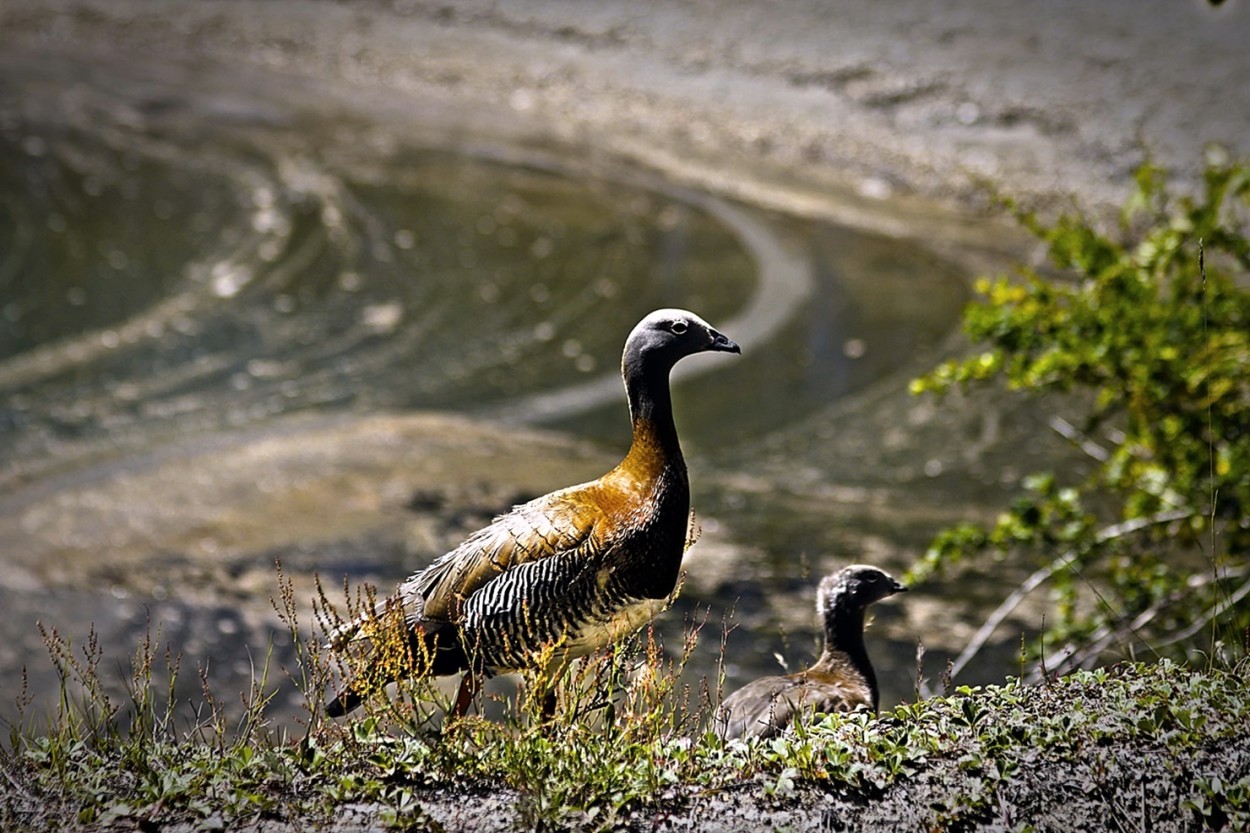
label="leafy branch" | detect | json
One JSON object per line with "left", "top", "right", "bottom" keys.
{"left": 910, "top": 151, "right": 1250, "bottom": 675}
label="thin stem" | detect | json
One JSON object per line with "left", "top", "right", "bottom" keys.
{"left": 1028, "top": 565, "right": 1250, "bottom": 680}
{"left": 950, "top": 508, "right": 1192, "bottom": 682}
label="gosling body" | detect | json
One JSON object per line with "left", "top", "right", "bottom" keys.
{"left": 718, "top": 565, "right": 906, "bottom": 740}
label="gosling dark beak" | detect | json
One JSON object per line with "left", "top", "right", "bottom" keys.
{"left": 708, "top": 330, "right": 741, "bottom": 354}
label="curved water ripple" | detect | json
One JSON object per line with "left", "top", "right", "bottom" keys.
{"left": 0, "top": 95, "right": 761, "bottom": 482}
{"left": 488, "top": 191, "right": 815, "bottom": 424}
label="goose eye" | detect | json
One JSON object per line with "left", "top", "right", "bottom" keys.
{"left": 670, "top": 320, "right": 689, "bottom": 335}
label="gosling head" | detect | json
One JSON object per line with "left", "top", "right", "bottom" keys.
{"left": 817, "top": 564, "right": 907, "bottom": 619}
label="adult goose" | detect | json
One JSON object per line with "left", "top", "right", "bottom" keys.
{"left": 326, "top": 308, "right": 739, "bottom": 717}
{"left": 717, "top": 565, "right": 906, "bottom": 740}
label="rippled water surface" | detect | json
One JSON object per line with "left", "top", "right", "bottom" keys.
{"left": 0, "top": 112, "right": 755, "bottom": 457}
{"left": 0, "top": 47, "right": 982, "bottom": 726}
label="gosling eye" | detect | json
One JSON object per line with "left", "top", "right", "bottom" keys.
{"left": 670, "top": 320, "right": 689, "bottom": 335}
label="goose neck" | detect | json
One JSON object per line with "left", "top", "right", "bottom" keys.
{"left": 624, "top": 359, "right": 683, "bottom": 464}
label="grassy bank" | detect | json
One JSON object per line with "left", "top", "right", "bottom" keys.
{"left": 2, "top": 615, "right": 1247, "bottom": 833}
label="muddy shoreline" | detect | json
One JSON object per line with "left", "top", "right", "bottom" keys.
{"left": 7, "top": 0, "right": 1248, "bottom": 234}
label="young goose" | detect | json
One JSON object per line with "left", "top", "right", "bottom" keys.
{"left": 327, "top": 308, "right": 740, "bottom": 717}
{"left": 717, "top": 565, "right": 906, "bottom": 740}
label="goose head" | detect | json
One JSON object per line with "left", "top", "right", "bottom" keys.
{"left": 622, "top": 308, "right": 740, "bottom": 375}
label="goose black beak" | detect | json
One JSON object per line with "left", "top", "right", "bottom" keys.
{"left": 892, "top": 580, "right": 909, "bottom": 594}
{"left": 709, "top": 331, "right": 741, "bottom": 354}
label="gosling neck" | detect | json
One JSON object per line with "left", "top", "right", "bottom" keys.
{"left": 823, "top": 604, "right": 879, "bottom": 710}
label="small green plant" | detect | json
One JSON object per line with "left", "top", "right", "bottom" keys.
{"left": 911, "top": 151, "right": 1250, "bottom": 678}
{"left": 1186, "top": 774, "right": 1250, "bottom": 832}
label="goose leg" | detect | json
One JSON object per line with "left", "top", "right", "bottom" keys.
{"left": 541, "top": 689, "right": 557, "bottom": 721}
{"left": 451, "top": 673, "right": 477, "bottom": 718}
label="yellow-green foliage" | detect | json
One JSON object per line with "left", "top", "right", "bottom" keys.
{"left": 911, "top": 152, "right": 1250, "bottom": 667}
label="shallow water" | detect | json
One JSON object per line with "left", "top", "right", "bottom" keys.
{"left": 0, "top": 46, "right": 998, "bottom": 729}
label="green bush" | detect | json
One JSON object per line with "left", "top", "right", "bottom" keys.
{"left": 911, "top": 152, "right": 1250, "bottom": 675}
